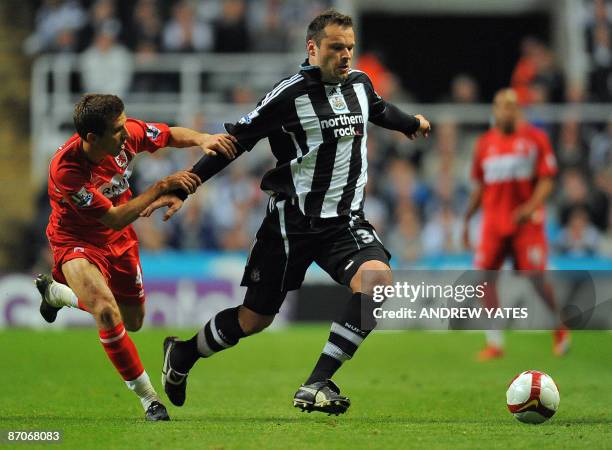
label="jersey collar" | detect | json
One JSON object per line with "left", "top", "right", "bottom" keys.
{"left": 300, "top": 58, "right": 321, "bottom": 78}
{"left": 299, "top": 58, "right": 345, "bottom": 86}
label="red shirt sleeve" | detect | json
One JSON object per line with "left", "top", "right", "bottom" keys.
{"left": 471, "top": 135, "right": 485, "bottom": 183}
{"left": 534, "top": 129, "right": 558, "bottom": 178}
{"left": 125, "top": 118, "right": 171, "bottom": 154}
{"left": 52, "top": 166, "right": 112, "bottom": 219}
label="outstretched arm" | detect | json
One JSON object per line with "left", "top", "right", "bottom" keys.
{"left": 100, "top": 171, "right": 201, "bottom": 230}
{"left": 168, "top": 127, "right": 238, "bottom": 159}
{"left": 191, "top": 145, "right": 246, "bottom": 180}
{"left": 175, "top": 144, "right": 247, "bottom": 201}
{"left": 141, "top": 79, "right": 289, "bottom": 220}
{"left": 139, "top": 148, "right": 247, "bottom": 221}
{"left": 370, "top": 101, "right": 431, "bottom": 139}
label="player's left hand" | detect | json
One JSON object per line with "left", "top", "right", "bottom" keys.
{"left": 513, "top": 204, "right": 533, "bottom": 224}
{"left": 407, "top": 114, "right": 431, "bottom": 140}
{"left": 140, "top": 194, "right": 184, "bottom": 221}
{"left": 200, "top": 133, "right": 239, "bottom": 159}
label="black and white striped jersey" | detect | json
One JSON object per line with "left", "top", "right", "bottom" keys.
{"left": 225, "top": 60, "right": 389, "bottom": 218}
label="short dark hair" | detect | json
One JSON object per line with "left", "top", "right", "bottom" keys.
{"left": 306, "top": 9, "right": 353, "bottom": 46}
{"left": 73, "top": 93, "right": 124, "bottom": 139}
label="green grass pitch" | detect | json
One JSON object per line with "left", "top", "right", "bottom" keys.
{"left": 1, "top": 327, "right": 611, "bottom": 449}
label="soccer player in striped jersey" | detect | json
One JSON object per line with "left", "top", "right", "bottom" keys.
{"left": 147, "top": 9, "right": 431, "bottom": 415}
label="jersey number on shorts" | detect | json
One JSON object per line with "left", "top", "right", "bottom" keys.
{"left": 355, "top": 229, "right": 375, "bottom": 244}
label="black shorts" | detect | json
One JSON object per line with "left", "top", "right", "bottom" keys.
{"left": 241, "top": 196, "right": 391, "bottom": 315}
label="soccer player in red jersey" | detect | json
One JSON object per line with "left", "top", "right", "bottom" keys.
{"left": 463, "top": 88, "right": 570, "bottom": 360}
{"left": 35, "top": 93, "right": 237, "bottom": 420}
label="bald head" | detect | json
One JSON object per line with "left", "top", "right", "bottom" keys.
{"left": 493, "top": 88, "right": 521, "bottom": 134}
{"left": 494, "top": 88, "right": 518, "bottom": 105}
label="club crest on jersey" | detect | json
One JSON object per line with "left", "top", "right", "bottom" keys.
{"left": 115, "top": 150, "right": 128, "bottom": 168}
{"left": 146, "top": 123, "right": 161, "bottom": 140}
{"left": 250, "top": 267, "right": 261, "bottom": 282}
{"left": 330, "top": 94, "right": 346, "bottom": 111}
{"left": 239, "top": 109, "right": 259, "bottom": 125}
{"left": 70, "top": 186, "right": 93, "bottom": 208}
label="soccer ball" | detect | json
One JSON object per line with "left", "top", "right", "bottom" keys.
{"left": 506, "top": 370, "right": 560, "bottom": 424}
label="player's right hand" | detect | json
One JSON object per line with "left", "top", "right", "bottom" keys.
{"left": 140, "top": 194, "right": 184, "bottom": 221}
{"left": 200, "top": 133, "right": 239, "bottom": 159}
{"left": 159, "top": 171, "right": 201, "bottom": 194}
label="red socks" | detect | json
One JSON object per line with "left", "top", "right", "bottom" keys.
{"left": 99, "top": 322, "right": 144, "bottom": 381}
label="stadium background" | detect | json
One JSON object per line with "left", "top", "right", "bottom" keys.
{"left": 1, "top": 0, "right": 611, "bottom": 327}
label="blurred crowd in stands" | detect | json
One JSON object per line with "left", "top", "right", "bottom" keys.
{"left": 24, "top": 0, "right": 612, "bottom": 271}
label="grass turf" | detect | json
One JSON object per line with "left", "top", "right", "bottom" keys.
{"left": 1, "top": 327, "right": 611, "bottom": 449}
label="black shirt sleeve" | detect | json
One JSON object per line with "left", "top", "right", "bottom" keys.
{"left": 370, "top": 101, "right": 420, "bottom": 135}
{"left": 361, "top": 72, "right": 420, "bottom": 136}
{"left": 172, "top": 87, "right": 286, "bottom": 200}
{"left": 223, "top": 89, "right": 286, "bottom": 152}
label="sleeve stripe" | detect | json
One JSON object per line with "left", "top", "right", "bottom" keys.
{"left": 262, "top": 73, "right": 301, "bottom": 104}
{"left": 259, "top": 75, "right": 304, "bottom": 109}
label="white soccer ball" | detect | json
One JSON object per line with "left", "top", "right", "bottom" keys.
{"left": 506, "top": 370, "right": 560, "bottom": 424}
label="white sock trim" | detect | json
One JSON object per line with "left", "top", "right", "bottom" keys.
{"left": 99, "top": 329, "right": 126, "bottom": 344}
{"left": 196, "top": 326, "right": 214, "bottom": 357}
{"left": 210, "top": 316, "right": 231, "bottom": 348}
{"left": 322, "top": 342, "right": 351, "bottom": 362}
{"left": 48, "top": 280, "right": 79, "bottom": 308}
{"left": 331, "top": 322, "right": 364, "bottom": 345}
{"left": 126, "top": 371, "right": 159, "bottom": 410}
{"left": 485, "top": 329, "right": 504, "bottom": 348}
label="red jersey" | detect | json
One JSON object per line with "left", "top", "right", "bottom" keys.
{"left": 46, "top": 118, "right": 171, "bottom": 247}
{"left": 471, "top": 123, "right": 557, "bottom": 236}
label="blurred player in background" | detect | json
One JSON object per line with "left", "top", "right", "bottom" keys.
{"left": 145, "top": 9, "right": 431, "bottom": 415}
{"left": 463, "top": 88, "right": 570, "bottom": 361}
{"left": 35, "top": 93, "right": 237, "bottom": 420}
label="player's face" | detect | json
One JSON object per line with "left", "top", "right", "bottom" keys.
{"left": 99, "top": 112, "right": 129, "bottom": 156}
{"left": 309, "top": 25, "right": 355, "bottom": 83}
{"left": 493, "top": 91, "right": 520, "bottom": 134}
